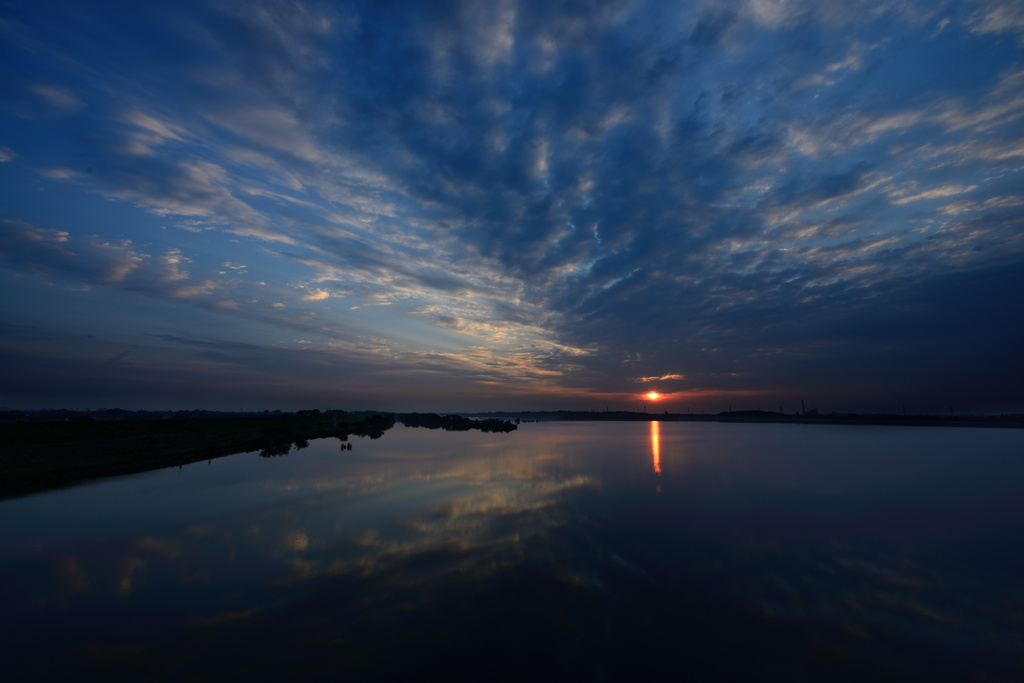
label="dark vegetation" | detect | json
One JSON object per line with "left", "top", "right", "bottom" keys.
{"left": 0, "top": 409, "right": 516, "bottom": 499}
{"left": 397, "top": 412, "right": 517, "bottom": 433}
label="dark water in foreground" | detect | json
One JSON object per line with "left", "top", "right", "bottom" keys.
{"left": 2, "top": 422, "right": 1023, "bottom": 681}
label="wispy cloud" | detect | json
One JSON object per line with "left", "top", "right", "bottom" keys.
{"left": 28, "top": 84, "right": 83, "bottom": 110}
{"left": 635, "top": 374, "right": 686, "bottom": 383}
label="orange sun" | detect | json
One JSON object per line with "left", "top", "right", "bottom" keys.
{"left": 646, "top": 391, "right": 660, "bottom": 400}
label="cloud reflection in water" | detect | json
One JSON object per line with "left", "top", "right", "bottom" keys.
{"left": 2, "top": 423, "right": 1024, "bottom": 680}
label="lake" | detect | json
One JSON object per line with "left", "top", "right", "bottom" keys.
{"left": 2, "top": 421, "right": 1023, "bottom": 680}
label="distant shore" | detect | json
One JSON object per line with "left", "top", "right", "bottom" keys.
{"left": 464, "top": 409, "right": 1024, "bottom": 429}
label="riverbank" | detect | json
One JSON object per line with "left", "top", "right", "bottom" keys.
{"left": 0, "top": 412, "right": 391, "bottom": 500}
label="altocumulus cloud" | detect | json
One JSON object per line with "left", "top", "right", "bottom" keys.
{"left": 0, "top": 0, "right": 1022, "bottom": 412}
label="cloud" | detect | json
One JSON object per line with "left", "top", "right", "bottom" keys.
{"left": 0, "top": 222, "right": 231, "bottom": 301}
{"left": 144, "top": 333, "right": 264, "bottom": 353}
{"left": 970, "top": 1, "right": 1024, "bottom": 46}
{"left": 158, "top": 249, "right": 190, "bottom": 282}
{"left": 40, "top": 167, "right": 84, "bottom": 180}
{"left": 164, "top": 280, "right": 219, "bottom": 299}
{"left": 635, "top": 374, "right": 685, "bottom": 383}
{"left": 28, "top": 84, "right": 83, "bottom": 110}
{"left": 302, "top": 289, "right": 330, "bottom": 301}
{"left": 0, "top": 220, "right": 144, "bottom": 284}
{"left": 890, "top": 184, "right": 978, "bottom": 205}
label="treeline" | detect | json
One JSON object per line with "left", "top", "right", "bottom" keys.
{"left": 256, "top": 412, "right": 397, "bottom": 457}
{"left": 397, "top": 413, "right": 517, "bottom": 433}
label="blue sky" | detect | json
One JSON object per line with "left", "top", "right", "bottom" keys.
{"left": 2, "top": 0, "right": 1023, "bottom": 413}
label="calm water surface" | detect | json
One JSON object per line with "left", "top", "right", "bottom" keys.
{"left": 2, "top": 422, "right": 1023, "bottom": 680}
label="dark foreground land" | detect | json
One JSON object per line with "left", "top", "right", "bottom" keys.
{"left": 0, "top": 410, "right": 515, "bottom": 500}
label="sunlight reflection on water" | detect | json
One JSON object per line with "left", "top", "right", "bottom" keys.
{"left": 650, "top": 420, "right": 660, "bottom": 476}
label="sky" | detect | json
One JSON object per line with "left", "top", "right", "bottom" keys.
{"left": 1, "top": 0, "right": 1023, "bottom": 414}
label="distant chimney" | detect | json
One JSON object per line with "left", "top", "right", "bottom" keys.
{"left": 801, "top": 399, "right": 805, "bottom": 415}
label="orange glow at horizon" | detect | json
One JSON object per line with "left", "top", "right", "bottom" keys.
{"left": 646, "top": 391, "right": 660, "bottom": 400}
{"left": 651, "top": 420, "right": 661, "bottom": 475}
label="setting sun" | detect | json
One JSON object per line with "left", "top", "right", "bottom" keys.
{"left": 646, "top": 391, "right": 660, "bottom": 400}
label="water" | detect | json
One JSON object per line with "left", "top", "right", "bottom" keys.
{"left": 2, "top": 422, "right": 1023, "bottom": 680}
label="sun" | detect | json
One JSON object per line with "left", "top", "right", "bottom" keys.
{"left": 646, "top": 391, "right": 660, "bottom": 400}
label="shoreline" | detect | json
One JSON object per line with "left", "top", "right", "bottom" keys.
{"left": 0, "top": 411, "right": 516, "bottom": 500}
{"left": 0, "top": 412, "right": 388, "bottom": 501}
{"left": 2, "top": 410, "right": 1019, "bottom": 501}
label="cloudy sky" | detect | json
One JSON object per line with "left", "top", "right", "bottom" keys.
{"left": 2, "top": 0, "right": 1023, "bottom": 413}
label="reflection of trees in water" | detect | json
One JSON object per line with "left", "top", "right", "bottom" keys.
{"left": 349, "top": 414, "right": 396, "bottom": 439}
{"left": 259, "top": 435, "right": 345, "bottom": 458}
{"left": 258, "top": 414, "right": 395, "bottom": 457}
{"left": 259, "top": 443, "right": 292, "bottom": 458}
{"left": 256, "top": 412, "right": 515, "bottom": 459}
